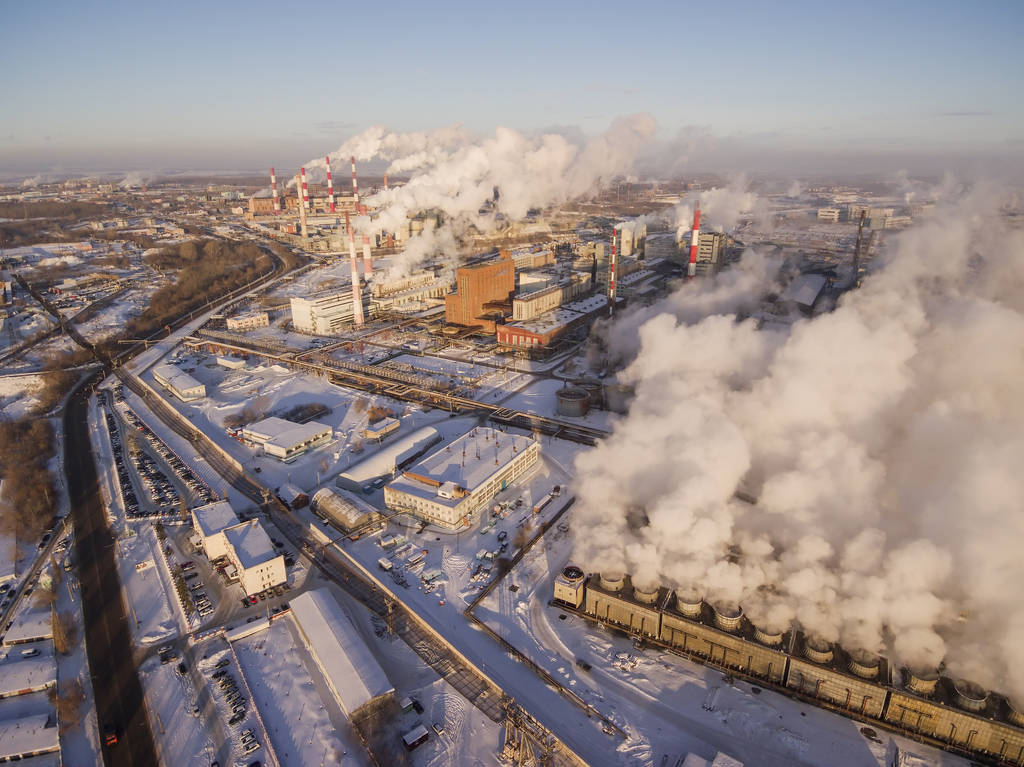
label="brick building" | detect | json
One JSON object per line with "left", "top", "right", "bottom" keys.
{"left": 444, "top": 260, "right": 515, "bottom": 333}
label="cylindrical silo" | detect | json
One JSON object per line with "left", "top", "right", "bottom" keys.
{"left": 753, "top": 624, "right": 785, "bottom": 647}
{"left": 556, "top": 386, "right": 590, "bottom": 417}
{"left": 803, "top": 636, "right": 834, "bottom": 665}
{"left": 632, "top": 583, "right": 659, "bottom": 605}
{"left": 1006, "top": 698, "right": 1024, "bottom": 728}
{"left": 953, "top": 680, "right": 989, "bottom": 713}
{"left": 602, "top": 383, "right": 634, "bottom": 414}
{"left": 711, "top": 603, "right": 743, "bottom": 633}
{"left": 674, "top": 590, "right": 703, "bottom": 619}
{"left": 847, "top": 649, "right": 880, "bottom": 680}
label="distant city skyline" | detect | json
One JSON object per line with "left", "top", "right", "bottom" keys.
{"left": 2, "top": 0, "right": 1023, "bottom": 178}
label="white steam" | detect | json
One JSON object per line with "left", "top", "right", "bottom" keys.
{"left": 572, "top": 183, "right": 1024, "bottom": 697}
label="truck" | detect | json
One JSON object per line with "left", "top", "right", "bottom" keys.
{"left": 533, "top": 493, "right": 552, "bottom": 514}
{"left": 378, "top": 557, "right": 393, "bottom": 572}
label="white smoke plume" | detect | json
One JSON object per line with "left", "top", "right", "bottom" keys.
{"left": 119, "top": 171, "right": 151, "bottom": 189}
{"left": 572, "top": 182, "right": 1024, "bottom": 697}
{"left": 301, "top": 116, "right": 658, "bottom": 278}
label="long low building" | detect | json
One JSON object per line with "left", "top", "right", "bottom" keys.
{"left": 241, "top": 416, "right": 333, "bottom": 462}
{"left": 336, "top": 426, "right": 441, "bottom": 492}
{"left": 497, "top": 294, "right": 608, "bottom": 351}
{"left": 0, "top": 713, "right": 59, "bottom": 762}
{"left": 290, "top": 588, "right": 394, "bottom": 717}
{"left": 383, "top": 427, "right": 539, "bottom": 529}
{"left": 152, "top": 363, "right": 206, "bottom": 401}
{"left": 0, "top": 652, "right": 57, "bottom": 700}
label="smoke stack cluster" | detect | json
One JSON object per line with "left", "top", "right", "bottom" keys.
{"left": 270, "top": 167, "right": 280, "bottom": 214}
{"left": 325, "top": 156, "right": 336, "bottom": 214}
{"left": 345, "top": 211, "right": 365, "bottom": 325}
{"left": 687, "top": 207, "right": 701, "bottom": 278}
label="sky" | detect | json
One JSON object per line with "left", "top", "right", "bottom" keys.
{"left": 2, "top": 0, "right": 1023, "bottom": 178}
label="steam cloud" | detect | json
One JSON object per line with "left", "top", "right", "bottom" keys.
{"left": 302, "top": 116, "right": 658, "bottom": 277}
{"left": 572, "top": 183, "right": 1024, "bottom": 696}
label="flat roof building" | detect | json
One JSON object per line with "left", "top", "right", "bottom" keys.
{"left": 240, "top": 417, "right": 332, "bottom": 462}
{"left": 336, "top": 426, "right": 441, "bottom": 492}
{"left": 0, "top": 652, "right": 56, "bottom": 700}
{"left": 444, "top": 260, "right": 515, "bottom": 333}
{"left": 362, "top": 417, "right": 400, "bottom": 441}
{"left": 291, "top": 289, "right": 371, "bottom": 335}
{"left": 384, "top": 427, "right": 539, "bottom": 529}
{"left": 290, "top": 588, "right": 394, "bottom": 717}
{"left": 0, "top": 714, "right": 59, "bottom": 762}
{"left": 497, "top": 294, "right": 608, "bottom": 352}
{"left": 190, "top": 500, "right": 239, "bottom": 560}
{"left": 152, "top": 364, "right": 206, "bottom": 402}
{"left": 225, "top": 311, "right": 269, "bottom": 332}
{"left": 223, "top": 520, "right": 286, "bottom": 596}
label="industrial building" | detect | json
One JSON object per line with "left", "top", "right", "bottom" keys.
{"left": 225, "top": 311, "right": 269, "bottom": 331}
{"left": 152, "top": 363, "right": 206, "bottom": 402}
{"left": 336, "top": 426, "right": 442, "bottom": 493}
{"left": 444, "top": 260, "right": 515, "bottom": 332}
{"left": 0, "top": 714, "right": 60, "bottom": 763}
{"left": 817, "top": 208, "right": 841, "bottom": 223}
{"left": 555, "top": 568, "right": 1024, "bottom": 766}
{"left": 310, "top": 487, "right": 382, "bottom": 535}
{"left": 240, "top": 416, "right": 332, "bottom": 462}
{"left": 0, "top": 650, "right": 56, "bottom": 700}
{"left": 501, "top": 247, "right": 555, "bottom": 270}
{"left": 383, "top": 427, "right": 539, "bottom": 529}
{"left": 613, "top": 221, "right": 647, "bottom": 257}
{"left": 290, "top": 588, "right": 395, "bottom": 717}
{"left": 291, "top": 288, "right": 372, "bottom": 335}
{"left": 512, "top": 273, "right": 592, "bottom": 322}
{"left": 362, "top": 417, "right": 400, "bottom": 441}
{"left": 190, "top": 500, "right": 286, "bottom": 595}
{"left": 222, "top": 519, "right": 286, "bottom": 596}
{"left": 497, "top": 294, "right": 608, "bottom": 351}
{"left": 370, "top": 271, "right": 449, "bottom": 313}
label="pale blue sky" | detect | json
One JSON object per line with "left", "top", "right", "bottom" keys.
{"left": 2, "top": 0, "right": 1022, "bottom": 176}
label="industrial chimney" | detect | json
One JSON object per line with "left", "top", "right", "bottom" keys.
{"left": 296, "top": 171, "right": 308, "bottom": 240}
{"left": 361, "top": 234, "right": 373, "bottom": 278}
{"left": 383, "top": 173, "right": 389, "bottom": 191}
{"left": 345, "top": 211, "right": 365, "bottom": 325}
{"left": 300, "top": 166, "right": 310, "bottom": 213}
{"left": 350, "top": 155, "right": 360, "bottom": 205}
{"left": 608, "top": 226, "right": 618, "bottom": 317}
{"left": 687, "top": 207, "right": 701, "bottom": 278}
{"left": 270, "top": 167, "right": 280, "bottom": 214}
{"left": 325, "top": 156, "right": 336, "bottom": 214}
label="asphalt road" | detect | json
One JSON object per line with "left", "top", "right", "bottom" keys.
{"left": 64, "top": 373, "right": 158, "bottom": 767}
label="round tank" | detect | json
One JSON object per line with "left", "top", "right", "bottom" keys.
{"left": 753, "top": 625, "right": 785, "bottom": 647}
{"left": 603, "top": 384, "right": 634, "bottom": 415}
{"left": 632, "top": 583, "right": 659, "bottom": 605}
{"left": 905, "top": 667, "right": 940, "bottom": 696}
{"left": 804, "top": 636, "right": 834, "bottom": 665}
{"left": 599, "top": 572, "right": 625, "bottom": 592}
{"left": 555, "top": 386, "right": 590, "bottom": 417}
{"left": 674, "top": 590, "right": 704, "bottom": 618}
{"left": 953, "top": 680, "right": 989, "bottom": 713}
{"left": 561, "top": 565, "right": 584, "bottom": 585}
{"left": 712, "top": 603, "right": 743, "bottom": 633}
{"left": 1006, "top": 698, "right": 1024, "bottom": 728}
{"left": 847, "top": 649, "right": 880, "bottom": 680}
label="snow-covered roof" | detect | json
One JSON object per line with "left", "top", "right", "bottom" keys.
{"left": 391, "top": 428, "right": 536, "bottom": 508}
{"left": 277, "top": 483, "right": 307, "bottom": 504}
{"left": 191, "top": 500, "right": 238, "bottom": 539}
{"left": 0, "top": 652, "right": 56, "bottom": 698}
{"left": 152, "top": 363, "right": 204, "bottom": 394}
{"left": 1, "top": 607, "right": 52, "bottom": 645}
{"left": 311, "top": 488, "right": 374, "bottom": 530}
{"left": 0, "top": 714, "right": 59, "bottom": 760}
{"left": 782, "top": 273, "right": 828, "bottom": 308}
{"left": 223, "top": 520, "right": 279, "bottom": 570}
{"left": 337, "top": 426, "right": 441, "bottom": 486}
{"left": 290, "top": 588, "right": 394, "bottom": 715}
{"left": 243, "top": 417, "right": 331, "bottom": 449}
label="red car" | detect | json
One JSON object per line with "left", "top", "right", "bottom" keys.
{"left": 248, "top": 596, "right": 258, "bottom": 605}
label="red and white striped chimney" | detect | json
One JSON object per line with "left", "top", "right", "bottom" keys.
{"left": 270, "top": 168, "right": 280, "bottom": 214}
{"left": 325, "top": 156, "right": 336, "bottom": 213}
{"left": 350, "top": 155, "right": 360, "bottom": 204}
{"left": 383, "top": 173, "right": 389, "bottom": 191}
{"left": 608, "top": 227, "right": 618, "bottom": 317}
{"left": 300, "top": 166, "right": 310, "bottom": 212}
{"left": 687, "top": 207, "right": 701, "bottom": 278}
{"left": 345, "top": 211, "right": 365, "bottom": 325}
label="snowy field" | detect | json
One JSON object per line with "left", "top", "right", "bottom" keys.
{"left": 117, "top": 525, "right": 182, "bottom": 645}
{"left": 500, "top": 377, "right": 619, "bottom": 432}
{"left": 139, "top": 648, "right": 219, "bottom": 766}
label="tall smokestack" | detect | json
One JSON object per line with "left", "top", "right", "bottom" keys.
{"left": 608, "top": 227, "right": 618, "bottom": 317}
{"left": 325, "top": 156, "right": 336, "bottom": 214}
{"left": 270, "top": 167, "right": 280, "bottom": 214}
{"left": 350, "top": 155, "right": 360, "bottom": 204}
{"left": 383, "top": 173, "right": 389, "bottom": 191}
{"left": 345, "top": 211, "right": 365, "bottom": 325}
{"left": 361, "top": 234, "right": 373, "bottom": 278}
{"left": 296, "top": 172, "right": 308, "bottom": 240}
{"left": 300, "top": 166, "right": 310, "bottom": 212}
{"left": 687, "top": 207, "right": 701, "bottom": 278}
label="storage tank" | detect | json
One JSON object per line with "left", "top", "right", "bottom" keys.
{"left": 752, "top": 624, "right": 785, "bottom": 648}
{"left": 803, "top": 636, "right": 834, "bottom": 665}
{"left": 711, "top": 603, "right": 743, "bottom": 633}
{"left": 632, "top": 582, "right": 659, "bottom": 605}
{"left": 953, "top": 679, "right": 989, "bottom": 713}
{"left": 555, "top": 386, "right": 590, "bottom": 417}
{"left": 847, "top": 649, "right": 880, "bottom": 680}
{"left": 599, "top": 572, "right": 625, "bottom": 592}
{"left": 905, "top": 667, "right": 940, "bottom": 696}
{"left": 1006, "top": 697, "right": 1024, "bottom": 728}
{"left": 603, "top": 383, "right": 634, "bottom": 414}
{"left": 673, "top": 590, "right": 704, "bottom": 619}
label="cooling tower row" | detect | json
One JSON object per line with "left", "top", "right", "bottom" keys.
{"left": 553, "top": 567, "right": 1024, "bottom": 765}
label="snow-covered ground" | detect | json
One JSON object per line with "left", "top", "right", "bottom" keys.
{"left": 116, "top": 525, "right": 182, "bottom": 645}
{"left": 500, "top": 377, "right": 619, "bottom": 432}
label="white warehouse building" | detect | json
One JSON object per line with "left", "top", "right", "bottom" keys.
{"left": 291, "top": 289, "right": 371, "bottom": 335}
{"left": 152, "top": 363, "right": 206, "bottom": 401}
{"left": 383, "top": 427, "right": 539, "bottom": 529}
{"left": 240, "top": 416, "right": 332, "bottom": 462}
{"left": 190, "top": 500, "right": 286, "bottom": 595}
